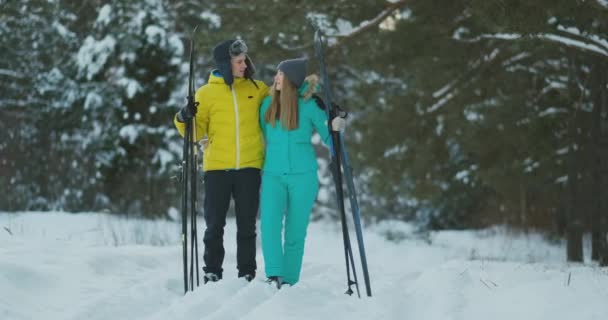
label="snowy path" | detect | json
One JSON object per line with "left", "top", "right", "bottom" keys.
{"left": 1, "top": 212, "right": 607, "bottom": 320}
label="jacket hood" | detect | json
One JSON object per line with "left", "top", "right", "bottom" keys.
{"left": 298, "top": 74, "right": 319, "bottom": 100}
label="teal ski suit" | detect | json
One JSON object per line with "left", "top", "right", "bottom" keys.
{"left": 259, "top": 78, "right": 331, "bottom": 285}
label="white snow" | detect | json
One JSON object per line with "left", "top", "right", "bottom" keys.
{"left": 76, "top": 35, "right": 117, "bottom": 80}
{"left": 427, "top": 90, "right": 457, "bottom": 113}
{"left": 452, "top": 27, "right": 470, "bottom": 40}
{"left": 455, "top": 170, "right": 470, "bottom": 182}
{"left": 435, "top": 115, "right": 445, "bottom": 136}
{"left": 84, "top": 92, "right": 103, "bottom": 110}
{"left": 383, "top": 145, "right": 408, "bottom": 158}
{"left": 119, "top": 124, "right": 139, "bottom": 144}
{"left": 460, "top": 32, "right": 608, "bottom": 57}
{"left": 433, "top": 80, "right": 457, "bottom": 99}
{"left": 153, "top": 148, "right": 175, "bottom": 173}
{"left": 523, "top": 158, "right": 540, "bottom": 173}
{"left": 0, "top": 69, "right": 23, "bottom": 78}
{"left": 96, "top": 5, "right": 112, "bottom": 26}
{"left": 1, "top": 211, "right": 606, "bottom": 320}
{"left": 335, "top": 19, "right": 354, "bottom": 35}
{"left": 463, "top": 33, "right": 521, "bottom": 41}
{"left": 556, "top": 25, "right": 608, "bottom": 52}
{"left": 168, "top": 35, "right": 184, "bottom": 58}
{"left": 52, "top": 21, "right": 75, "bottom": 39}
{"left": 540, "top": 33, "right": 608, "bottom": 57}
{"left": 556, "top": 146, "right": 570, "bottom": 156}
{"left": 200, "top": 11, "right": 221, "bottom": 29}
{"left": 464, "top": 109, "right": 484, "bottom": 121}
{"left": 117, "top": 78, "right": 142, "bottom": 98}
{"left": 501, "top": 52, "right": 531, "bottom": 67}
{"left": 306, "top": 13, "right": 332, "bottom": 33}
{"left": 539, "top": 107, "right": 568, "bottom": 117}
{"left": 145, "top": 25, "right": 166, "bottom": 45}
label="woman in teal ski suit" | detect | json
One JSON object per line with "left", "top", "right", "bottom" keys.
{"left": 259, "top": 58, "right": 345, "bottom": 287}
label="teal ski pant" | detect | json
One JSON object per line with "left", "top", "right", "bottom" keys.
{"left": 260, "top": 171, "right": 319, "bottom": 285}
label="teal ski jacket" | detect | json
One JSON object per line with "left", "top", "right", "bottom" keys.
{"left": 259, "top": 75, "right": 331, "bottom": 174}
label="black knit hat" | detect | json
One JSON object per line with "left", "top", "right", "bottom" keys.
{"left": 213, "top": 39, "right": 256, "bottom": 86}
{"left": 277, "top": 58, "right": 308, "bottom": 88}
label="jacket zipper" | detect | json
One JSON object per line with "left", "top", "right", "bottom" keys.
{"left": 232, "top": 87, "right": 240, "bottom": 169}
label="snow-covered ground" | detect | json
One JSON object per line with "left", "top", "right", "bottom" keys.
{"left": 1, "top": 211, "right": 606, "bottom": 320}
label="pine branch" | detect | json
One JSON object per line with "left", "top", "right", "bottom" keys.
{"left": 594, "top": 0, "right": 608, "bottom": 9}
{"left": 278, "top": 0, "right": 409, "bottom": 51}
{"left": 332, "top": 0, "right": 409, "bottom": 42}
{"left": 456, "top": 32, "right": 608, "bottom": 58}
{"left": 427, "top": 44, "right": 511, "bottom": 113}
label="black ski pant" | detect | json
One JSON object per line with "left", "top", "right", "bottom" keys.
{"left": 202, "top": 168, "right": 261, "bottom": 279}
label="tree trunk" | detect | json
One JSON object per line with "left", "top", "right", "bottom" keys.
{"left": 566, "top": 110, "right": 584, "bottom": 262}
{"left": 599, "top": 64, "right": 608, "bottom": 267}
{"left": 566, "top": 56, "right": 583, "bottom": 262}
{"left": 519, "top": 178, "right": 527, "bottom": 231}
{"left": 590, "top": 63, "right": 602, "bottom": 262}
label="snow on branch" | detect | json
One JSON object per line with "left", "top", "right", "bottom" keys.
{"left": 539, "top": 33, "right": 608, "bottom": 57}
{"left": 332, "top": 0, "right": 408, "bottom": 40}
{"left": 456, "top": 32, "right": 608, "bottom": 58}
{"left": 0, "top": 98, "right": 47, "bottom": 108}
{"left": 76, "top": 36, "right": 117, "bottom": 81}
{"left": 427, "top": 47, "right": 507, "bottom": 114}
{"left": 301, "top": 0, "right": 408, "bottom": 50}
{"left": 0, "top": 69, "right": 24, "bottom": 78}
{"left": 428, "top": 90, "right": 458, "bottom": 113}
{"left": 555, "top": 25, "right": 608, "bottom": 52}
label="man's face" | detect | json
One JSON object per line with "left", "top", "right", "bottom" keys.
{"left": 231, "top": 54, "right": 247, "bottom": 78}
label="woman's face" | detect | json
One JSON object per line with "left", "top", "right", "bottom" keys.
{"left": 231, "top": 53, "right": 247, "bottom": 78}
{"left": 274, "top": 71, "right": 284, "bottom": 91}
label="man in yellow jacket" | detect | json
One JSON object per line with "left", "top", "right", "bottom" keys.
{"left": 174, "top": 39, "right": 268, "bottom": 283}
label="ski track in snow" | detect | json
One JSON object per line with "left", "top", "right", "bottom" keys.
{"left": 1, "top": 212, "right": 608, "bottom": 320}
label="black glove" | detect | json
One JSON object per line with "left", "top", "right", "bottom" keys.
{"left": 177, "top": 102, "right": 197, "bottom": 122}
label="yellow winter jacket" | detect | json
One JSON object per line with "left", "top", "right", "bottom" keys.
{"left": 174, "top": 71, "right": 269, "bottom": 171}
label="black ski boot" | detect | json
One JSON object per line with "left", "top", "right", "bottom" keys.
{"left": 203, "top": 273, "right": 220, "bottom": 284}
{"left": 241, "top": 274, "right": 254, "bottom": 282}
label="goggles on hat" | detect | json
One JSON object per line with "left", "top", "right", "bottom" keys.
{"left": 229, "top": 40, "right": 248, "bottom": 57}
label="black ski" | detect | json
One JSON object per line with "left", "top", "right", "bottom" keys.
{"left": 181, "top": 26, "right": 200, "bottom": 294}
{"left": 313, "top": 29, "right": 372, "bottom": 297}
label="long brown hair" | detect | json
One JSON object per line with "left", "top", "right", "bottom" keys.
{"left": 264, "top": 77, "right": 299, "bottom": 130}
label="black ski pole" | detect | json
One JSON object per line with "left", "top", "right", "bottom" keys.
{"left": 181, "top": 105, "right": 190, "bottom": 294}
{"left": 339, "top": 136, "right": 372, "bottom": 297}
{"left": 314, "top": 29, "right": 360, "bottom": 297}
